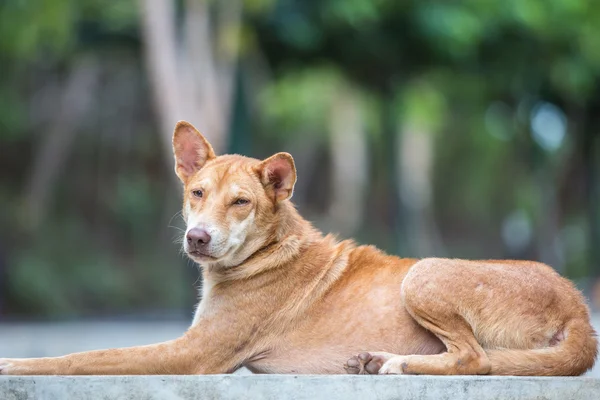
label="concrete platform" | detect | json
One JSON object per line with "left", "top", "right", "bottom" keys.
{"left": 1, "top": 375, "right": 599, "bottom": 400}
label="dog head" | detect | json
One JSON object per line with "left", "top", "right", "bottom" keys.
{"left": 172, "top": 121, "right": 297, "bottom": 267}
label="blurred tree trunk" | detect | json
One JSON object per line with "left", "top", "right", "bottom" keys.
{"left": 183, "top": 0, "right": 242, "bottom": 152}
{"left": 397, "top": 125, "right": 445, "bottom": 257}
{"left": 24, "top": 57, "right": 100, "bottom": 229}
{"left": 139, "top": 0, "right": 184, "bottom": 158}
{"left": 139, "top": 0, "right": 242, "bottom": 157}
{"left": 324, "top": 87, "right": 367, "bottom": 236}
{"left": 359, "top": 96, "right": 402, "bottom": 253}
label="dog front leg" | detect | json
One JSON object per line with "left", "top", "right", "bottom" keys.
{"left": 0, "top": 330, "right": 238, "bottom": 375}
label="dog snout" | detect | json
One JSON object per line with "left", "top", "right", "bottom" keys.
{"left": 186, "top": 228, "right": 211, "bottom": 249}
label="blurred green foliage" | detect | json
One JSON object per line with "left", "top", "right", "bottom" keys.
{"left": 1, "top": 0, "right": 599, "bottom": 316}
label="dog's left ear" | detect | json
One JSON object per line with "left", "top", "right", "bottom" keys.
{"left": 172, "top": 121, "right": 216, "bottom": 183}
{"left": 255, "top": 152, "right": 297, "bottom": 202}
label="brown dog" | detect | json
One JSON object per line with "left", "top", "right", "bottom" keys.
{"left": 1, "top": 121, "right": 597, "bottom": 376}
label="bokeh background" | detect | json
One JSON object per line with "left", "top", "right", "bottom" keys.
{"left": 1, "top": 0, "right": 600, "bottom": 374}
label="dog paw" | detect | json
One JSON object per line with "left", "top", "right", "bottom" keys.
{"left": 0, "top": 359, "right": 13, "bottom": 375}
{"left": 378, "top": 356, "right": 409, "bottom": 375}
{"left": 0, "top": 358, "right": 32, "bottom": 375}
{"left": 344, "top": 352, "right": 395, "bottom": 375}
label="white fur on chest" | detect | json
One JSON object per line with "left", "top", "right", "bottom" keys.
{"left": 191, "top": 274, "right": 216, "bottom": 327}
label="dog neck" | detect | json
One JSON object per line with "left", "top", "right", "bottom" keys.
{"left": 204, "top": 201, "right": 319, "bottom": 283}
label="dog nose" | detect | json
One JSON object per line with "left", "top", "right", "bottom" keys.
{"left": 186, "top": 228, "right": 211, "bottom": 247}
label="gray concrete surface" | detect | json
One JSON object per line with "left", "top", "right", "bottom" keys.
{"left": 0, "top": 320, "right": 189, "bottom": 359}
{"left": 1, "top": 375, "right": 599, "bottom": 400}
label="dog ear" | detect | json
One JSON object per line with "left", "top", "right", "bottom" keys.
{"left": 256, "top": 152, "right": 297, "bottom": 203}
{"left": 172, "top": 121, "right": 216, "bottom": 183}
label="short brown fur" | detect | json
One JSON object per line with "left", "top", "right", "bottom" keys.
{"left": 1, "top": 121, "right": 596, "bottom": 376}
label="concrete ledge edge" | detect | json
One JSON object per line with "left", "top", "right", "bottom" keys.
{"left": 1, "top": 375, "right": 599, "bottom": 400}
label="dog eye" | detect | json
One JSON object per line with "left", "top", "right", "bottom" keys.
{"left": 192, "top": 190, "right": 203, "bottom": 198}
{"left": 233, "top": 198, "right": 249, "bottom": 206}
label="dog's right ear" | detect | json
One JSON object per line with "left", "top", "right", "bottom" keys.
{"left": 172, "top": 121, "right": 216, "bottom": 183}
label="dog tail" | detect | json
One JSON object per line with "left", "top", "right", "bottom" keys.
{"left": 486, "top": 318, "right": 598, "bottom": 376}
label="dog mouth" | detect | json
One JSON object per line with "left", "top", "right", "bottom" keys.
{"left": 187, "top": 250, "right": 219, "bottom": 261}
{"left": 185, "top": 241, "right": 235, "bottom": 264}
